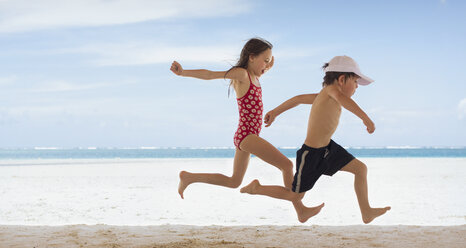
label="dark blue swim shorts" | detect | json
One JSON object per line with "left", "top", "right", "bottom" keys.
{"left": 292, "top": 140, "right": 355, "bottom": 193}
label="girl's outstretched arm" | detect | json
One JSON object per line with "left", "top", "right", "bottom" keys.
{"left": 265, "top": 94, "right": 317, "bottom": 127}
{"left": 170, "top": 61, "right": 248, "bottom": 82}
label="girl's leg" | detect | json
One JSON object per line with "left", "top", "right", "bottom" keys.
{"left": 178, "top": 149, "right": 250, "bottom": 199}
{"left": 340, "top": 159, "right": 391, "bottom": 224}
{"left": 240, "top": 179, "right": 299, "bottom": 201}
{"left": 241, "top": 179, "right": 324, "bottom": 223}
{"left": 240, "top": 134, "right": 293, "bottom": 188}
{"left": 240, "top": 135, "right": 324, "bottom": 222}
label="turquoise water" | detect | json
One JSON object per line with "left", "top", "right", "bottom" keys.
{"left": 0, "top": 147, "right": 465, "bottom": 159}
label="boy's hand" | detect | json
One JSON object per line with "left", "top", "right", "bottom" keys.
{"left": 264, "top": 110, "right": 277, "bottom": 127}
{"left": 364, "top": 118, "right": 375, "bottom": 134}
{"left": 170, "top": 61, "right": 183, "bottom": 76}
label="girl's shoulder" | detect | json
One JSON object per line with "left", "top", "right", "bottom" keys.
{"left": 227, "top": 67, "right": 249, "bottom": 83}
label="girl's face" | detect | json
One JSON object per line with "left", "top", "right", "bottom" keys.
{"left": 340, "top": 75, "right": 360, "bottom": 97}
{"left": 248, "top": 48, "right": 272, "bottom": 77}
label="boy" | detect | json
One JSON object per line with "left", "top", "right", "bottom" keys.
{"left": 241, "top": 56, "right": 391, "bottom": 224}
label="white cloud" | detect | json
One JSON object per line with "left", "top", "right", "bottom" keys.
{"left": 29, "top": 80, "right": 117, "bottom": 93}
{"left": 65, "top": 42, "right": 241, "bottom": 66}
{"left": 0, "top": 0, "right": 252, "bottom": 33}
{"left": 458, "top": 98, "right": 466, "bottom": 119}
{"left": 57, "top": 41, "right": 335, "bottom": 66}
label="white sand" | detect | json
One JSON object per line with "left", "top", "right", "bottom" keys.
{"left": 1, "top": 158, "right": 465, "bottom": 226}
{"left": 0, "top": 224, "right": 464, "bottom": 248}
{"left": 1, "top": 158, "right": 465, "bottom": 247}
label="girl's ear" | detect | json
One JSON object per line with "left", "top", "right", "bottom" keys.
{"left": 249, "top": 54, "right": 255, "bottom": 64}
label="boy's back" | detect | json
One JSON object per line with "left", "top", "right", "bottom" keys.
{"left": 305, "top": 85, "right": 342, "bottom": 148}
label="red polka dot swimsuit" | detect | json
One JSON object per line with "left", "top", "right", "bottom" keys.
{"left": 233, "top": 72, "right": 263, "bottom": 150}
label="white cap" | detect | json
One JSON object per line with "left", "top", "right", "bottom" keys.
{"left": 324, "top": 55, "right": 374, "bottom": 85}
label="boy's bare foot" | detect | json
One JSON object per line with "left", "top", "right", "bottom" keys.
{"left": 362, "top": 206, "right": 391, "bottom": 224}
{"left": 178, "top": 171, "right": 191, "bottom": 199}
{"left": 297, "top": 203, "right": 325, "bottom": 223}
{"left": 240, "top": 179, "right": 260, "bottom": 194}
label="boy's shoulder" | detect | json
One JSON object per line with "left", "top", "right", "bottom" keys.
{"left": 322, "top": 84, "right": 344, "bottom": 101}
{"left": 314, "top": 85, "right": 342, "bottom": 109}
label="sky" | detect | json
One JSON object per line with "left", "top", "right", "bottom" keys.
{"left": 0, "top": 0, "right": 465, "bottom": 148}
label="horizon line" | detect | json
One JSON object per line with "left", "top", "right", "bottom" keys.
{"left": 0, "top": 146, "right": 465, "bottom": 150}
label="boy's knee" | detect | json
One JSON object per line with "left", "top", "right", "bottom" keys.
{"left": 356, "top": 161, "right": 368, "bottom": 176}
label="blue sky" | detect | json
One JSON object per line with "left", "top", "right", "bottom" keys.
{"left": 0, "top": 0, "right": 465, "bottom": 148}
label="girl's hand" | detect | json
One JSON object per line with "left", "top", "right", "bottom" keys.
{"left": 264, "top": 110, "right": 277, "bottom": 127}
{"left": 363, "top": 118, "right": 375, "bottom": 134}
{"left": 170, "top": 61, "right": 183, "bottom": 76}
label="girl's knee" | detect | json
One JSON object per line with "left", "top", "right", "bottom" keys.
{"left": 229, "top": 177, "right": 243, "bottom": 188}
{"left": 290, "top": 192, "right": 304, "bottom": 202}
{"left": 280, "top": 159, "right": 293, "bottom": 172}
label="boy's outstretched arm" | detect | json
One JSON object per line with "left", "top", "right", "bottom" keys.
{"left": 328, "top": 88, "right": 375, "bottom": 133}
{"left": 170, "top": 61, "right": 248, "bottom": 82}
{"left": 265, "top": 94, "right": 318, "bottom": 127}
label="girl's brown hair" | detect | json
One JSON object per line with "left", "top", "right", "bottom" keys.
{"left": 226, "top": 38, "right": 273, "bottom": 97}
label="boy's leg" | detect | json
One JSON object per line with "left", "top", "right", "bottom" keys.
{"left": 340, "top": 159, "right": 391, "bottom": 224}
{"left": 178, "top": 149, "right": 250, "bottom": 199}
{"left": 292, "top": 198, "right": 325, "bottom": 223}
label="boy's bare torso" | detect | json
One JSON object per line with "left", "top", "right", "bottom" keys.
{"left": 305, "top": 85, "right": 341, "bottom": 148}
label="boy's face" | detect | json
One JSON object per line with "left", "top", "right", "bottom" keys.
{"left": 340, "top": 76, "right": 360, "bottom": 97}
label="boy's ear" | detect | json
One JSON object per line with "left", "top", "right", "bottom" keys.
{"left": 338, "top": 75, "right": 346, "bottom": 85}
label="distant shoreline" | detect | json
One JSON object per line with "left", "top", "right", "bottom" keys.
{"left": 0, "top": 147, "right": 465, "bottom": 159}
{"left": 1, "top": 146, "right": 465, "bottom": 149}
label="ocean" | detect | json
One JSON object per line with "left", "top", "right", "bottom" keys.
{"left": 0, "top": 147, "right": 465, "bottom": 160}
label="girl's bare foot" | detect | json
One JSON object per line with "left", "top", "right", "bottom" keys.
{"left": 240, "top": 179, "right": 260, "bottom": 194}
{"left": 362, "top": 206, "right": 391, "bottom": 224}
{"left": 178, "top": 171, "right": 191, "bottom": 199}
{"left": 297, "top": 203, "right": 325, "bottom": 223}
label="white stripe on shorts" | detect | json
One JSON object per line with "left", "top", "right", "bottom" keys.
{"left": 294, "top": 150, "right": 309, "bottom": 193}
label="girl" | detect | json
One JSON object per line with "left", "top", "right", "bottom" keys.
{"left": 170, "top": 38, "right": 323, "bottom": 223}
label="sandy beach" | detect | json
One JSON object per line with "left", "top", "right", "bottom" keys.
{"left": 1, "top": 158, "right": 464, "bottom": 226}
{"left": 1, "top": 224, "right": 465, "bottom": 248}
{"left": 0, "top": 157, "right": 465, "bottom": 247}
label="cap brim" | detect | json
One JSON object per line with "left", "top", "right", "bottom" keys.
{"left": 356, "top": 73, "right": 374, "bottom": 86}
